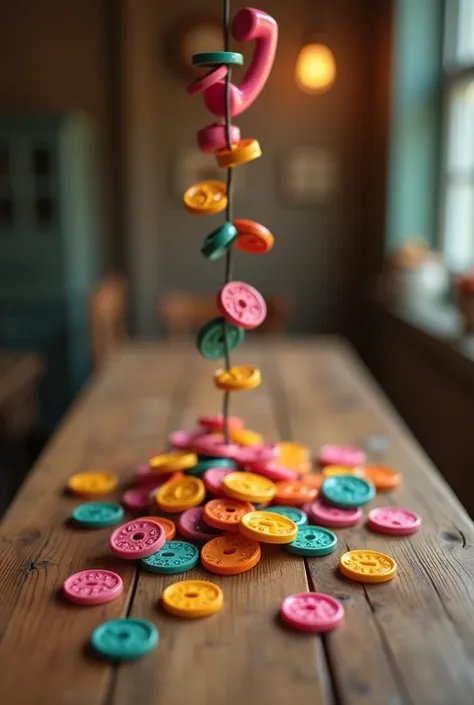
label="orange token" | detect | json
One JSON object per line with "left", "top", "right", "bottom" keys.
{"left": 140, "top": 516, "right": 176, "bottom": 541}
{"left": 322, "top": 465, "right": 366, "bottom": 478}
{"left": 363, "top": 466, "right": 401, "bottom": 492}
{"left": 203, "top": 498, "right": 254, "bottom": 532}
{"left": 273, "top": 480, "right": 319, "bottom": 506}
{"left": 215, "top": 138, "right": 261, "bottom": 168}
{"left": 295, "top": 460, "right": 313, "bottom": 475}
{"left": 201, "top": 532, "right": 261, "bottom": 575}
{"left": 300, "top": 473, "right": 324, "bottom": 490}
{"left": 233, "top": 219, "right": 274, "bottom": 254}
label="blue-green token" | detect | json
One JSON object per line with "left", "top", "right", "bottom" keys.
{"left": 187, "top": 457, "right": 238, "bottom": 475}
{"left": 287, "top": 525, "right": 337, "bottom": 557}
{"left": 322, "top": 475, "right": 375, "bottom": 508}
{"left": 140, "top": 541, "right": 199, "bottom": 575}
{"left": 72, "top": 502, "right": 124, "bottom": 528}
{"left": 264, "top": 506, "right": 308, "bottom": 527}
{"left": 192, "top": 51, "right": 244, "bottom": 67}
{"left": 91, "top": 618, "right": 158, "bottom": 661}
{"left": 196, "top": 316, "right": 244, "bottom": 360}
{"left": 201, "top": 222, "right": 238, "bottom": 260}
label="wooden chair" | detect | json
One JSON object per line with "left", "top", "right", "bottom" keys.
{"left": 88, "top": 274, "right": 128, "bottom": 372}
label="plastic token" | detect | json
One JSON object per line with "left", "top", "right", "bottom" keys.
{"left": 294, "top": 461, "right": 313, "bottom": 475}
{"left": 201, "top": 222, "right": 238, "bottom": 260}
{"left": 223, "top": 472, "right": 276, "bottom": 504}
{"left": 196, "top": 316, "right": 244, "bottom": 359}
{"left": 301, "top": 474, "right": 324, "bottom": 490}
{"left": 135, "top": 464, "right": 175, "bottom": 486}
{"left": 198, "top": 122, "right": 241, "bottom": 153}
{"left": 308, "top": 499, "right": 363, "bottom": 528}
{"left": 63, "top": 570, "right": 123, "bottom": 605}
{"left": 109, "top": 519, "right": 166, "bottom": 559}
{"left": 201, "top": 533, "right": 261, "bottom": 575}
{"left": 276, "top": 442, "right": 310, "bottom": 469}
{"left": 72, "top": 502, "right": 124, "bottom": 529}
{"left": 322, "top": 475, "right": 375, "bottom": 508}
{"left": 368, "top": 507, "right": 421, "bottom": 536}
{"left": 187, "top": 457, "right": 238, "bottom": 476}
{"left": 192, "top": 433, "right": 240, "bottom": 458}
{"left": 141, "top": 540, "right": 199, "bottom": 575}
{"left": 287, "top": 525, "right": 337, "bottom": 557}
{"left": 322, "top": 465, "right": 366, "bottom": 478}
{"left": 247, "top": 461, "right": 297, "bottom": 482}
{"left": 339, "top": 550, "right": 397, "bottom": 583}
{"left": 156, "top": 476, "right": 205, "bottom": 513}
{"left": 264, "top": 505, "right": 308, "bottom": 526}
{"left": 67, "top": 471, "right": 117, "bottom": 497}
{"left": 122, "top": 486, "right": 152, "bottom": 512}
{"left": 187, "top": 65, "right": 228, "bottom": 95}
{"left": 214, "top": 365, "right": 261, "bottom": 391}
{"left": 184, "top": 181, "right": 227, "bottom": 215}
{"left": 218, "top": 281, "right": 266, "bottom": 329}
{"left": 149, "top": 451, "right": 198, "bottom": 473}
{"left": 233, "top": 219, "right": 274, "bottom": 254}
{"left": 274, "top": 480, "right": 319, "bottom": 506}
{"left": 140, "top": 516, "right": 176, "bottom": 541}
{"left": 169, "top": 429, "right": 203, "bottom": 450}
{"left": 363, "top": 466, "right": 401, "bottom": 492}
{"left": 230, "top": 428, "right": 263, "bottom": 446}
{"left": 192, "top": 51, "right": 244, "bottom": 67}
{"left": 215, "top": 138, "right": 262, "bottom": 168}
{"left": 91, "top": 618, "right": 158, "bottom": 661}
{"left": 203, "top": 498, "right": 254, "bottom": 531}
{"left": 281, "top": 593, "right": 344, "bottom": 633}
{"left": 162, "top": 579, "right": 223, "bottom": 618}
{"left": 240, "top": 510, "right": 298, "bottom": 544}
{"left": 203, "top": 467, "right": 233, "bottom": 496}
{"left": 236, "top": 444, "right": 280, "bottom": 465}
{"left": 178, "top": 507, "right": 223, "bottom": 542}
{"left": 199, "top": 414, "right": 244, "bottom": 433}
{"left": 318, "top": 444, "right": 366, "bottom": 468}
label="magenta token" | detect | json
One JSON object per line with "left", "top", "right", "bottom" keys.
{"left": 368, "top": 507, "right": 421, "bottom": 536}
{"left": 235, "top": 443, "right": 280, "bottom": 465}
{"left": 308, "top": 499, "right": 363, "bottom": 528}
{"left": 217, "top": 281, "right": 267, "bottom": 330}
{"left": 63, "top": 569, "right": 123, "bottom": 606}
{"left": 203, "top": 467, "right": 233, "bottom": 496}
{"left": 198, "top": 413, "right": 244, "bottom": 433}
{"left": 121, "top": 486, "right": 152, "bottom": 512}
{"left": 178, "top": 507, "right": 222, "bottom": 543}
{"left": 169, "top": 429, "right": 202, "bottom": 450}
{"left": 109, "top": 519, "right": 165, "bottom": 559}
{"left": 197, "top": 122, "right": 241, "bottom": 153}
{"left": 318, "top": 444, "right": 366, "bottom": 467}
{"left": 135, "top": 464, "right": 174, "bottom": 487}
{"left": 187, "top": 65, "right": 228, "bottom": 96}
{"left": 192, "top": 434, "right": 240, "bottom": 458}
{"left": 281, "top": 592, "right": 344, "bottom": 633}
{"left": 247, "top": 461, "right": 297, "bottom": 482}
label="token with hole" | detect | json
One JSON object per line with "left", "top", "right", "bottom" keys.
{"left": 287, "top": 525, "right": 337, "bottom": 557}
{"left": 215, "top": 138, "right": 262, "bottom": 168}
{"left": 121, "top": 486, "right": 152, "bottom": 512}
{"left": 247, "top": 461, "right": 297, "bottom": 482}
{"left": 68, "top": 471, "right": 117, "bottom": 497}
{"left": 223, "top": 471, "right": 275, "bottom": 504}
{"left": 214, "top": 365, "right": 262, "bottom": 391}
{"left": 273, "top": 480, "right": 319, "bottom": 506}
{"left": 264, "top": 505, "right": 308, "bottom": 526}
{"left": 368, "top": 507, "right": 421, "bottom": 536}
{"left": 197, "top": 316, "right": 244, "bottom": 359}
{"left": 363, "top": 466, "right": 401, "bottom": 492}
{"left": 240, "top": 510, "right": 298, "bottom": 544}
{"left": 178, "top": 507, "right": 222, "bottom": 543}
{"left": 230, "top": 428, "right": 263, "bottom": 446}
{"left": 192, "top": 433, "right": 240, "bottom": 458}
{"left": 281, "top": 593, "right": 344, "bottom": 633}
{"left": 91, "top": 618, "right": 158, "bottom": 661}
{"left": 218, "top": 281, "right": 267, "bottom": 330}
{"left": 308, "top": 499, "right": 363, "bottom": 528}
{"left": 322, "top": 475, "right": 375, "bottom": 508}
{"left": 63, "top": 570, "right": 123, "bottom": 605}
{"left": 156, "top": 476, "right": 205, "bottom": 513}
{"left": 339, "top": 549, "right": 397, "bottom": 583}
{"left": 141, "top": 540, "right": 199, "bottom": 575}
{"left": 162, "top": 579, "right": 223, "bottom": 618}
{"left": 233, "top": 219, "right": 274, "bottom": 254}
{"left": 72, "top": 502, "right": 124, "bottom": 528}
{"left": 236, "top": 443, "right": 280, "bottom": 465}
{"left": 201, "top": 221, "right": 239, "bottom": 260}
{"left": 203, "top": 497, "right": 254, "bottom": 531}
{"left": 318, "top": 444, "right": 366, "bottom": 468}
{"left": 192, "top": 51, "right": 244, "bottom": 67}
{"left": 201, "top": 532, "right": 261, "bottom": 575}
{"left": 109, "top": 519, "right": 166, "bottom": 559}
{"left": 184, "top": 181, "right": 227, "bottom": 215}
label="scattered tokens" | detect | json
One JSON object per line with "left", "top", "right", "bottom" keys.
{"left": 233, "top": 219, "right": 274, "bottom": 254}
{"left": 273, "top": 480, "right": 318, "bottom": 507}
{"left": 192, "top": 433, "right": 240, "bottom": 458}
{"left": 72, "top": 502, "right": 124, "bottom": 529}
{"left": 141, "top": 541, "right": 199, "bottom": 575}
{"left": 276, "top": 442, "right": 310, "bottom": 469}
{"left": 363, "top": 466, "right": 401, "bottom": 492}
{"left": 223, "top": 471, "right": 276, "bottom": 504}
{"left": 240, "top": 510, "right": 298, "bottom": 544}
{"left": 149, "top": 451, "right": 198, "bottom": 473}
{"left": 230, "top": 428, "right": 263, "bottom": 446}
{"left": 203, "top": 467, "right": 234, "bottom": 496}
{"left": 91, "top": 618, "right": 158, "bottom": 661}
{"left": 203, "top": 497, "right": 254, "bottom": 531}
{"left": 162, "top": 579, "right": 223, "bottom": 618}
{"left": 281, "top": 593, "right": 344, "bottom": 633}
{"left": 109, "top": 519, "right": 166, "bottom": 559}
{"left": 63, "top": 570, "right": 123, "bottom": 605}
{"left": 216, "top": 138, "right": 262, "bottom": 168}
{"left": 318, "top": 444, "right": 366, "bottom": 468}
{"left": 368, "top": 507, "right": 421, "bottom": 536}
{"left": 308, "top": 499, "right": 363, "bottom": 528}
{"left": 156, "top": 476, "right": 205, "bottom": 513}
{"left": 339, "top": 550, "right": 397, "bottom": 584}
{"left": 186, "top": 457, "right": 238, "bottom": 475}
{"left": 264, "top": 505, "right": 308, "bottom": 527}
{"left": 178, "top": 507, "right": 223, "bottom": 543}
{"left": 67, "top": 471, "right": 117, "bottom": 497}
{"left": 235, "top": 443, "right": 280, "bottom": 465}
{"left": 322, "top": 465, "right": 366, "bottom": 478}
{"left": 214, "top": 365, "right": 262, "bottom": 391}
{"left": 287, "top": 526, "right": 337, "bottom": 557}
{"left": 184, "top": 181, "right": 227, "bottom": 215}
{"left": 121, "top": 486, "right": 152, "bottom": 512}
{"left": 142, "top": 516, "right": 176, "bottom": 541}
{"left": 201, "top": 533, "right": 261, "bottom": 575}
{"left": 247, "top": 461, "right": 297, "bottom": 482}
{"left": 322, "top": 475, "right": 375, "bottom": 508}
{"left": 218, "top": 281, "right": 267, "bottom": 330}
{"left": 197, "top": 316, "right": 244, "bottom": 359}
{"left": 199, "top": 414, "right": 244, "bottom": 433}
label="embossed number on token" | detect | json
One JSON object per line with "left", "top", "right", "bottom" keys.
{"left": 109, "top": 519, "right": 165, "bottom": 559}
{"left": 63, "top": 570, "right": 123, "bottom": 605}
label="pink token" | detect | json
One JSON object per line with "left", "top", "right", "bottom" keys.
{"left": 192, "top": 433, "right": 240, "bottom": 458}
{"left": 318, "top": 444, "right": 366, "bottom": 468}
{"left": 135, "top": 464, "right": 174, "bottom": 487}
{"left": 368, "top": 507, "right": 421, "bottom": 536}
{"left": 169, "top": 429, "right": 202, "bottom": 450}
{"left": 109, "top": 519, "right": 165, "bottom": 559}
{"left": 301, "top": 502, "right": 314, "bottom": 516}
{"left": 235, "top": 443, "right": 280, "bottom": 465}
{"left": 63, "top": 569, "right": 123, "bottom": 606}
{"left": 178, "top": 507, "right": 222, "bottom": 543}
{"left": 187, "top": 66, "right": 228, "bottom": 96}
{"left": 198, "top": 413, "right": 244, "bottom": 433}
{"left": 308, "top": 499, "right": 363, "bottom": 528}
{"left": 197, "top": 122, "right": 241, "bottom": 153}
{"left": 247, "top": 461, "right": 297, "bottom": 482}
{"left": 281, "top": 592, "right": 344, "bottom": 633}
{"left": 121, "top": 486, "right": 152, "bottom": 512}
{"left": 217, "top": 281, "right": 267, "bottom": 330}
{"left": 203, "top": 467, "right": 233, "bottom": 496}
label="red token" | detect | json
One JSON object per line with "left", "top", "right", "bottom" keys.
{"left": 203, "top": 467, "right": 234, "bottom": 496}
{"left": 248, "top": 461, "right": 297, "bottom": 482}
{"left": 308, "top": 499, "right": 362, "bottom": 528}
{"left": 63, "top": 570, "right": 123, "bottom": 606}
{"left": 217, "top": 281, "right": 267, "bottom": 330}
{"left": 187, "top": 66, "right": 228, "bottom": 96}
{"left": 368, "top": 507, "right": 421, "bottom": 536}
{"left": 281, "top": 593, "right": 344, "bottom": 633}
{"left": 178, "top": 507, "right": 223, "bottom": 543}
{"left": 203, "top": 498, "right": 254, "bottom": 532}
{"left": 109, "top": 519, "right": 165, "bottom": 559}
{"left": 198, "top": 414, "right": 244, "bottom": 433}
{"left": 233, "top": 219, "right": 274, "bottom": 254}
{"left": 235, "top": 444, "right": 280, "bottom": 465}
{"left": 135, "top": 464, "right": 175, "bottom": 487}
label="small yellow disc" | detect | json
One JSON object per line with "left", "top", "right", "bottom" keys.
{"left": 276, "top": 442, "right": 311, "bottom": 469}
{"left": 149, "top": 451, "right": 198, "bottom": 473}
{"left": 162, "top": 579, "right": 223, "bottom": 619}
{"left": 214, "top": 366, "right": 261, "bottom": 391}
{"left": 67, "top": 471, "right": 117, "bottom": 497}
{"left": 222, "top": 471, "right": 275, "bottom": 503}
{"left": 183, "top": 180, "right": 227, "bottom": 215}
{"left": 215, "top": 139, "right": 262, "bottom": 168}
{"left": 156, "top": 475, "right": 205, "bottom": 512}
{"left": 323, "top": 465, "right": 366, "bottom": 478}
{"left": 339, "top": 550, "right": 397, "bottom": 584}
{"left": 240, "top": 510, "right": 298, "bottom": 544}
{"left": 230, "top": 428, "right": 263, "bottom": 446}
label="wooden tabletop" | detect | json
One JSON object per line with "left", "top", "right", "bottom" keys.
{"left": 0, "top": 351, "right": 43, "bottom": 409}
{"left": 1, "top": 338, "right": 474, "bottom": 705}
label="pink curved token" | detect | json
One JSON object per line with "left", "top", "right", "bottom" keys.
{"left": 203, "top": 467, "right": 233, "bottom": 496}
{"left": 197, "top": 122, "right": 241, "bottom": 153}
{"left": 187, "top": 65, "right": 228, "bottom": 96}
{"left": 368, "top": 507, "right": 421, "bottom": 536}
{"left": 135, "top": 464, "right": 174, "bottom": 487}
{"left": 236, "top": 443, "right": 280, "bottom": 465}
{"left": 281, "top": 592, "right": 344, "bottom": 633}
{"left": 109, "top": 519, "right": 165, "bottom": 559}
{"left": 178, "top": 507, "right": 222, "bottom": 543}
{"left": 169, "top": 429, "right": 202, "bottom": 450}
{"left": 121, "top": 486, "right": 153, "bottom": 512}
{"left": 63, "top": 569, "right": 123, "bottom": 606}
{"left": 199, "top": 413, "right": 244, "bottom": 433}
{"left": 247, "top": 461, "right": 297, "bottom": 482}
{"left": 318, "top": 444, "right": 366, "bottom": 468}
{"left": 308, "top": 499, "right": 363, "bottom": 528}
{"left": 192, "top": 433, "right": 240, "bottom": 458}
{"left": 217, "top": 281, "right": 267, "bottom": 330}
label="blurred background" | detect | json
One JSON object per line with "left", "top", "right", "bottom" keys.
{"left": 1, "top": 0, "right": 474, "bottom": 514}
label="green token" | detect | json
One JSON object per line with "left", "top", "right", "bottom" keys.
{"left": 187, "top": 457, "right": 238, "bottom": 475}
{"left": 287, "top": 525, "right": 337, "bottom": 557}
{"left": 264, "top": 506, "right": 308, "bottom": 527}
{"left": 201, "top": 222, "right": 238, "bottom": 260}
{"left": 72, "top": 502, "right": 124, "bottom": 528}
{"left": 91, "top": 618, "right": 158, "bottom": 661}
{"left": 196, "top": 316, "right": 244, "bottom": 360}
{"left": 322, "top": 475, "right": 375, "bottom": 508}
{"left": 198, "top": 455, "right": 237, "bottom": 465}
{"left": 141, "top": 541, "right": 199, "bottom": 575}
{"left": 192, "top": 51, "right": 244, "bottom": 67}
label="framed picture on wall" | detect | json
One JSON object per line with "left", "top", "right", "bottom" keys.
{"left": 173, "top": 147, "right": 245, "bottom": 200}
{"left": 278, "top": 147, "right": 339, "bottom": 206}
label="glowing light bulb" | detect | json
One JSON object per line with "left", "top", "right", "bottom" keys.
{"left": 295, "top": 43, "right": 336, "bottom": 94}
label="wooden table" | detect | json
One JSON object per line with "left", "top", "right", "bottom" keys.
{"left": 1, "top": 339, "right": 474, "bottom": 705}
{"left": 0, "top": 351, "right": 43, "bottom": 439}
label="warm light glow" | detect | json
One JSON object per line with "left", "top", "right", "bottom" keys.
{"left": 295, "top": 43, "right": 336, "bottom": 94}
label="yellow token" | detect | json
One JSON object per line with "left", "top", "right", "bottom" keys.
{"left": 149, "top": 451, "right": 198, "bottom": 473}
{"left": 230, "top": 428, "right": 263, "bottom": 446}
{"left": 276, "top": 442, "right": 311, "bottom": 469}
{"left": 240, "top": 510, "right": 298, "bottom": 544}
{"left": 223, "top": 472, "right": 275, "bottom": 504}
{"left": 162, "top": 579, "right": 223, "bottom": 619}
{"left": 323, "top": 465, "right": 366, "bottom": 478}
{"left": 156, "top": 476, "right": 205, "bottom": 512}
{"left": 184, "top": 180, "right": 227, "bottom": 215}
{"left": 215, "top": 139, "right": 262, "bottom": 168}
{"left": 339, "top": 550, "right": 397, "bottom": 584}
{"left": 67, "top": 471, "right": 117, "bottom": 497}
{"left": 214, "top": 366, "right": 261, "bottom": 391}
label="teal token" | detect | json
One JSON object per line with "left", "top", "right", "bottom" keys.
{"left": 187, "top": 457, "right": 238, "bottom": 475}
{"left": 201, "top": 222, "right": 238, "bottom": 260}
{"left": 264, "top": 506, "right": 308, "bottom": 527}
{"left": 287, "top": 525, "right": 337, "bottom": 557}
{"left": 72, "top": 502, "right": 124, "bottom": 528}
{"left": 91, "top": 618, "right": 158, "bottom": 661}
{"left": 322, "top": 475, "right": 375, "bottom": 508}
{"left": 192, "top": 51, "right": 244, "bottom": 67}
{"left": 140, "top": 541, "right": 199, "bottom": 575}
{"left": 196, "top": 316, "right": 244, "bottom": 360}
